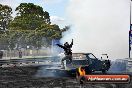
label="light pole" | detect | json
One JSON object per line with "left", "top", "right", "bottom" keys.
{"left": 129, "top": 1, "right": 131, "bottom": 58}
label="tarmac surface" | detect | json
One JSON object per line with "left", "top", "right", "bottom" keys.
{"left": 0, "top": 57, "right": 132, "bottom": 88}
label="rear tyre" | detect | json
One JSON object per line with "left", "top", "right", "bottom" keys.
{"left": 84, "top": 66, "right": 92, "bottom": 74}
{"left": 76, "top": 69, "right": 80, "bottom": 79}
{"left": 79, "top": 76, "right": 86, "bottom": 84}
{"left": 102, "top": 69, "right": 106, "bottom": 74}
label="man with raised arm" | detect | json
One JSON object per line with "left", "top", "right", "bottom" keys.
{"left": 56, "top": 39, "right": 73, "bottom": 69}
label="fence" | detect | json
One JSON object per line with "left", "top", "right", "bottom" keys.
{"left": 2, "top": 48, "right": 52, "bottom": 59}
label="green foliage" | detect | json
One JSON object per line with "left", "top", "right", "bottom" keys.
{"left": 0, "top": 4, "right": 12, "bottom": 30}
{"left": 0, "top": 3, "right": 68, "bottom": 50}
{"left": 9, "top": 3, "right": 50, "bottom": 30}
{"left": 0, "top": 4, "right": 12, "bottom": 50}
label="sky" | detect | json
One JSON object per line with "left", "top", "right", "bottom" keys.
{"left": 0, "top": 0, "right": 69, "bottom": 28}
{"left": 0, "top": 0, "right": 131, "bottom": 60}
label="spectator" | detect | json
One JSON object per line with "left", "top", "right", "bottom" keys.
{"left": 19, "top": 50, "right": 22, "bottom": 58}
{"left": 0, "top": 50, "right": 3, "bottom": 59}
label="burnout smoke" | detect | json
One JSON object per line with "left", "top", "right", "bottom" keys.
{"left": 62, "top": 0, "right": 130, "bottom": 60}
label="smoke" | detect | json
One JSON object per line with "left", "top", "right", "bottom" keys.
{"left": 62, "top": 0, "right": 130, "bottom": 60}
{"left": 108, "top": 60, "right": 127, "bottom": 73}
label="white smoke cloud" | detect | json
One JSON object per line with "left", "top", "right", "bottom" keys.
{"left": 62, "top": 0, "right": 130, "bottom": 60}
{"left": 50, "top": 16, "right": 64, "bottom": 24}
{"left": 50, "top": 16, "right": 67, "bottom": 28}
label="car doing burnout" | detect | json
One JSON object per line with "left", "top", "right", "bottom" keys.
{"left": 64, "top": 53, "right": 111, "bottom": 75}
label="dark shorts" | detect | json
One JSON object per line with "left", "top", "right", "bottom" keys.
{"left": 61, "top": 55, "right": 72, "bottom": 67}
{"left": 62, "top": 55, "right": 72, "bottom": 61}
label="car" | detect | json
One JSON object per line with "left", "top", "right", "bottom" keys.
{"left": 65, "top": 53, "right": 111, "bottom": 76}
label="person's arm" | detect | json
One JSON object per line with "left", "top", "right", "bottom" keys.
{"left": 70, "top": 39, "right": 73, "bottom": 47}
{"left": 56, "top": 44, "right": 65, "bottom": 49}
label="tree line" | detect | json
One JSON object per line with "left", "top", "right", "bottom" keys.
{"left": 0, "top": 3, "right": 69, "bottom": 50}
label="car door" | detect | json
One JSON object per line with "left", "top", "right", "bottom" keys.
{"left": 88, "top": 54, "right": 101, "bottom": 71}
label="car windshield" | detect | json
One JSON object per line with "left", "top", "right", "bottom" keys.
{"left": 88, "top": 53, "right": 97, "bottom": 59}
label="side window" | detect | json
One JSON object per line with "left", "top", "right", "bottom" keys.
{"left": 79, "top": 55, "right": 87, "bottom": 60}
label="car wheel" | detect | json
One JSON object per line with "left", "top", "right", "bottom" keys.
{"left": 79, "top": 76, "right": 86, "bottom": 84}
{"left": 102, "top": 69, "right": 106, "bottom": 74}
{"left": 76, "top": 70, "right": 86, "bottom": 84}
{"left": 84, "top": 66, "right": 92, "bottom": 74}
{"left": 76, "top": 71, "right": 79, "bottom": 79}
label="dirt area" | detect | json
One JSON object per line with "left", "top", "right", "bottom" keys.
{"left": 0, "top": 66, "right": 132, "bottom": 88}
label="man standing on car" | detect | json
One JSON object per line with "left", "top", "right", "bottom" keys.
{"left": 56, "top": 39, "right": 73, "bottom": 69}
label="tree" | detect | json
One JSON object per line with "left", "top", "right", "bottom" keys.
{"left": 0, "top": 3, "right": 69, "bottom": 50}
{"left": 9, "top": 3, "right": 64, "bottom": 49}
{"left": 0, "top": 4, "right": 12, "bottom": 31}
{"left": 34, "top": 24, "right": 62, "bottom": 47}
{"left": 0, "top": 4, "right": 12, "bottom": 50}
{"left": 9, "top": 3, "right": 50, "bottom": 31}
{"left": 8, "top": 3, "right": 51, "bottom": 49}
{"left": 0, "top": 31, "right": 16, "bottom": 50}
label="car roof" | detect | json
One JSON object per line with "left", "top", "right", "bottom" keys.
{"left": 72, "top": 53, "right": 92, "bottom": 55}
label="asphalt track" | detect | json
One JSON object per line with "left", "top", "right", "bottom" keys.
{"left": 0, "top": 57, "right": 132, "bottom": 88}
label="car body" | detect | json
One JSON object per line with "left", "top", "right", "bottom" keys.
{"left": 65, "top": 53, "right": 111, "bottom": 75}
